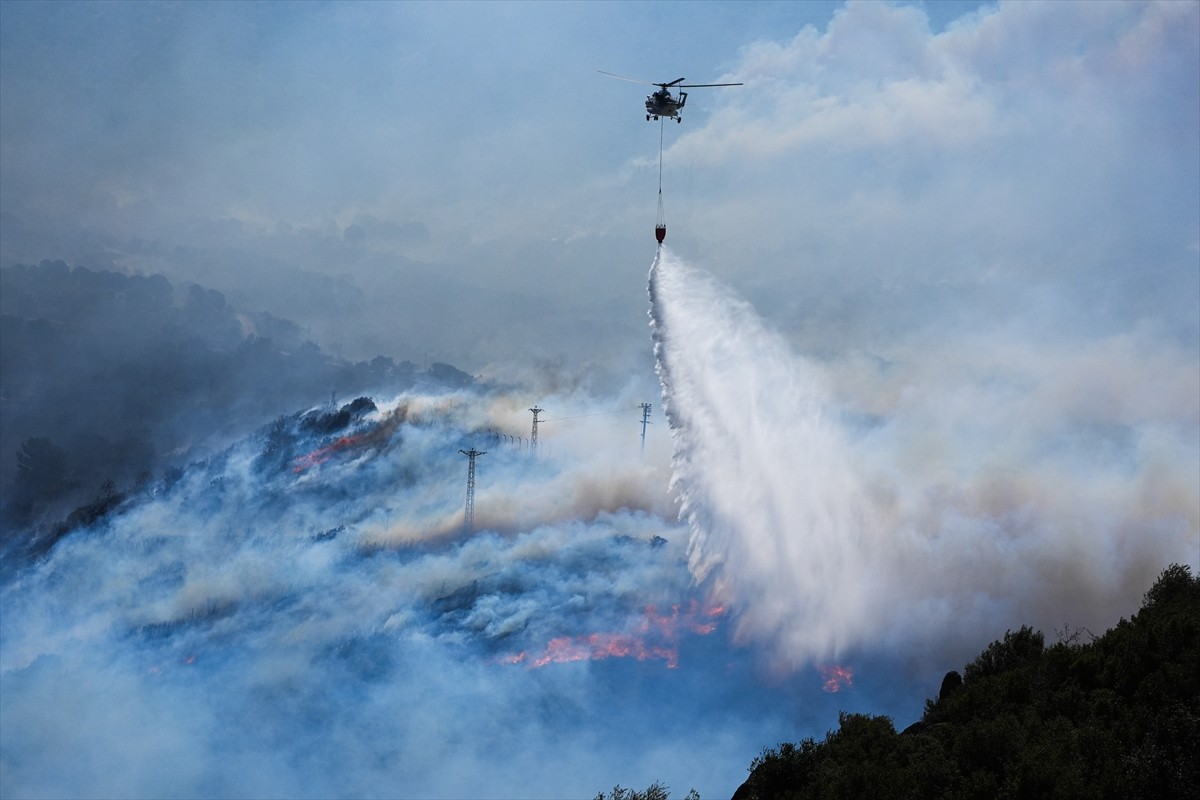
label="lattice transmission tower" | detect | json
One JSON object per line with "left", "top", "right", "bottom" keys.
{"left": 639, "top": 403, "right": 652, "bottom": 457}
{"left": 459, "top": 448, "right": 486, "bottom": 533}
{"left": 529, "top": 406, "right": 544, "bottom": 458}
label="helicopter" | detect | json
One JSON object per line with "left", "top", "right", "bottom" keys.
{"left": 598, "top": 71, "right": 742, "bottom": 122}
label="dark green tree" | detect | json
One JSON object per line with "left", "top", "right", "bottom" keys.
{"left": 594, "top": 782, "right": 680, "bottom": 800}
{"left": 734, "top": 564, "right": 1200, "bottom": 800}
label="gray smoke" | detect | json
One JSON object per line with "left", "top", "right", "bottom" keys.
{"left": 0, "top": 386, "right": 863, "bottom": 799}
{"left": 650, "top": 246, "right": 1198, "bottom": 672}
{"left": 3, "top": 247, "right": 1194, "bottom": 799}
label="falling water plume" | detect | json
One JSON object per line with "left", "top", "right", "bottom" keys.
{"left": 647, "top": 246, "right": 1198, "bottom": 674}
{"left": 649, "top": 248, "right": 890, "bottom": 668}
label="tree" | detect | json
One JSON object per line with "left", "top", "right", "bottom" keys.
{"left": 594, "top": 782, "right": 675, "bottom": 800}
{"left": 1143, "top": 563, "right": 1198, "bottom": 609}
{"left": 963, "top": 625, "right": 1044, "bottom": 682}
{"left": 733, "top": 565, "right": 1199, "bottom": 800}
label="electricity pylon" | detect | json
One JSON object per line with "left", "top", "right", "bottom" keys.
{"left": 529, "top": 406, "right": 543, "bottom": 458}
{"left": 639, "top": 403, "right": 652, "bottom": 457}
{"left": 459, "top": 448, "right": 486, "bottom": 533}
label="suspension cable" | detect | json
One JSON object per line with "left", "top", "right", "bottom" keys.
{"left": 656, "top": 118, "right": 666, "bottom": 233}
{"left": 540, "top": 407, "right": 639, "bottom": 424}
{"left": 658, "top": 117, "right": 664, "bottom": 193}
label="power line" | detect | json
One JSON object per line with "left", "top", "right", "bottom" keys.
{"left": 539, "top": 408, "right": 633, "bottom": 424}
{"left": 509, "top": 405, "right": 656, "bottom": 457}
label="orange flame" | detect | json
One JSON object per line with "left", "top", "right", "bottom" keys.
{"left": 503, "top": 601, "right": 725, "bottom": 670}
{"left": 534, "top": 633, "right": 679, "bottom": 668}
{"left": 819, "top": 664, "right": 854, "bottom": 692}
{"left": 293, "top": 435, "right": 361, "bottom": 472}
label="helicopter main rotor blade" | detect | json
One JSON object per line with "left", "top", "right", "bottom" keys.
{"left": 664, "top": 77, "right": 686, "bottom": 87}
{"left": 597, "top": 70, "right": 660, "bottom": 86}
{"left": 678, "top": 82, "right": 743, "bottom": 88}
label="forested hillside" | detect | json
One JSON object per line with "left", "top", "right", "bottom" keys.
{"left": 734, "top": 564, "right": 1199, "bottom": 800}
{"left": 0, "top": 260, "right": 474, "bottom": 545}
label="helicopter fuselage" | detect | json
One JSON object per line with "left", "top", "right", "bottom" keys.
{"left": 646, "top": 89, "right": 686, "bottom": 121}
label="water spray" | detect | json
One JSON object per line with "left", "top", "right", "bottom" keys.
{"left": 648, "top": 247, "right": 883, "bottom": 667}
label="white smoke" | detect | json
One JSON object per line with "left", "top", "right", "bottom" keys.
{"left": 650, "top": 246, "right": 1199, "bottom": 671}
{"left": 1, "top": 388, "right": 843, "bottom": 800}
{"left": 3, "top": 249, "right": 1194, "bottom": 799}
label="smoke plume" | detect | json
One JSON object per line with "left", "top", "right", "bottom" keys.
{"left": 2, "top": 248, "right": 1194, "bottom": 799}
{"left": 650, "top": 246, "right": 1198, "bottom": 671}
{"left": 0, "top": 386, "right": 849, "bottom": 800}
